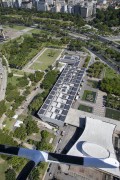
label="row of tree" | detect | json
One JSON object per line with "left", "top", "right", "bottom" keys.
{"left": 91, "top": 7, "right": 120, "bottom": 31}
{"left": 0, "top": 7, "right": 85, "bottom": 28}
{"left": 29, "top": 70, "right": 59, "bottom": 114}
{"left": 100, "top": 77, "right": 120, "bottom": 96}
{"left": 87, "top": 61, "right": 105, "bottom": 78}
{"left": 14, "top": 116, "right": 39, "bottom": 140}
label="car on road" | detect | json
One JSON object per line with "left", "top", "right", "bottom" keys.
{"left": 49, "top": 172, "right": 52, "bottom": 177}
{"left": 58, "top": 138, "right": 62, "bottom": 143}
{"left": 58, "top": 149, "right": 61, "bottom": 153}
{"left": 49, "top": 163, "right": 52, "bottom": 168}
{"left": 47, "top": 168, "right": 50, "bottom": 172}
{"left": 61, "top": 131, "right": 65, "bottom": 136}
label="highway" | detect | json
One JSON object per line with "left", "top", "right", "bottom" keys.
{"left": 68, "top": 32, "right": 89, "bottom": 41}
{"left": 98, "top": 35, "right": 120, "bottom": 53}
{"left": 87, "top": 48, "right": 120, "bottom": 73}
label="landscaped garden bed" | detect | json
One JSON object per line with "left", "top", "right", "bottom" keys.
{"left": 105, "top": 108, "right": 120, "bottom": 121}
{"left": 78, "top": 104, "right": 93, "bottom": 113}
{"left": 82, "top": 90, "right": 96, "bottom": 103}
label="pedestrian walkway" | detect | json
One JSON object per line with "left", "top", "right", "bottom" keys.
{"left": 93, "top": 90, "right": 107, "bottom": 117}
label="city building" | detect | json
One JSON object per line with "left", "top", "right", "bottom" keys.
{"left": 80, "top": 2, "right": 94, "bottom": 18}
{"left": 37, "top": 0, "right": 49, "bottom": 11}
{"left": 21, "top": 0, "right": 32, "bottom": 9}
{"left": 38, "top": 55, "right": 85, "bottom": 127}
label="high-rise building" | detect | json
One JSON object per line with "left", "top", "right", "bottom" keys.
{"left": 80, "top": 1, "right": 94, "bottom": 18}
{"left": 21, "top": 0, "right": 32, "bottom": 8}
{"left": 37, "top": 0, "right": 49, "bottom": 11}
{"left": 74, "top": 3, "right": 81, "bottom": 14}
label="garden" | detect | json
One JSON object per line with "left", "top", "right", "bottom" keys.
{"left": 78, "top": 104, "right": 93, "bottom": 113}
{"left": 105, "top": 108, "right": 120, "bottom": 121}
{"left": 82, "top": 90, "right": 96, "bottom": 103}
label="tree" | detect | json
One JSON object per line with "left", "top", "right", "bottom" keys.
{"left": 17, "top": 77, "right": 29, "bottom": 87}
{"left": 0, "top": 130, "right": 17, "bottom": 146}
{"left": 8, "top": 156, "right": 27, "bottom": 172}
{"left": 29, "top": 168, "right": 40, "bottom": 180}
{"left": 6, "top": 109, "right": 15, "bottom": 118}
{"left": 36, "top": 141, "right": 53, "bottom": 152}
{"left": 5, "top": 168, "right": 16, "bottom": 180}
{"left": 26, "top": 119, "right": 39, "bottom": 135}
{"left": 41, "top": 130, "right": 49, "bottom": 139}
{"left": 29, "top": 73, "right": 35, "bottom": 81}
{"left": 23, "top": 116, "right": 39, "bottom": 135}
{"left": 8, "top": 72, "right": 13, "bottom": 78}
{"left": 100, "top": 78, "right": 120, "bottom": 96}
{"left": 34, "top": 71, "right": 44, "bottom": 83}
{"left": 48, "top": 50, "right": 55, "bottom": 57}
{"left": 0, "top": 100, "right": 6, "bottom": 117}
{"left": 14, "top": 125, "right": 26, "bottom": 140}
{"left": 28, "top": 96, "right": 43, "bottom": 113}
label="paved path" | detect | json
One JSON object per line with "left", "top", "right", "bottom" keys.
{"left": 13, "top": 74, "right": 24, "bottom": 77}
{"left": 10, "top": 27, "right": 33, "bottom": 41}
{"left": 74, "top": 74, "right": 107, "bottom": 117}
{"left": 87, "top": 48, "right": 119, "bottom": 73}
{"left": 93, "top": 90, "right": 106, "bottom": 117}
{"left": 0, "top": 66, "right": 7, "bottom": 101}
{"left": 23, "top": 47, "right": 46, "bottom": 71}
{"left": 3, "top": 55, "right": 11, "bottom": 73}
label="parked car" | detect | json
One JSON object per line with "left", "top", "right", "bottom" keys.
{"left": 49, "top": 173, "right": 52, "bottom": 177}
{"left": 58, "top": 138, "right": 62, "bottom": 143}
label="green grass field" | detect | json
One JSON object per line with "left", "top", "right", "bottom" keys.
{"left": 0, "top": 160, "right": 8, "bottom": 180}
{"left": 11, "top": 69, "right": 25, "bottom": 76}
{"left": 30, "top": 28, "right": 41, "bottom": 34}
{"left": 78, "top": 104, "right": 93, "bottom": 113}
{"left": 8, "top": 76, "right": 19, "bottom": 86}
{"left": 105, "top": 108, "right": 120, "bottom": 121}
{"left": 104, "top": 67, "right": 120, "bottom": 79}
{"left": 5, "top": 118, "right": 16, "bottom": 130}
{"left": 87, "top": 80, "right": 99, "bottom": 89}
{"left": 82, "top": 90, "right": 96, "bottom": 103}
{"left": 30, "top": 49, "right": 62, "bottom": 71}
{"left": 3, "top": 25, "right": 26, "bottom": 30}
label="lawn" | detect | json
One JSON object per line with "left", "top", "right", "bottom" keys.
{"left": 104, "top": 67, "right": 120, "bottom": 79}
{"left": 3, "top": 25, "right": 26, "bottom": 30}
{"left": 0, "top": 160, "right": 8, "bottom": 180}
{"left": 82, "top": 90, "right": 96, "bottom": 103}
{"left": 30, "top": 28, "right": 41, "bottom": 34}
{"left": 87, "top": 80, "right": 99, "bottom": 89}
{"left": 105, "top": 108, "right": 120, "bottom": 121}
{"left": 78, "top": 104, "right": 93, "bottom": 113}
{"left": 30, "top": 62, "right": 42, "bottom": 71}
{"left": 30, "top": 48, "right": 62, "bottom": 71}
{"left": 11, "top": 69, "right": 25, "bottom": 76}
{"left": 8, "top": 76, "right": 19, "bottom": 86}
{"left": 4, "top": 118, "right": 16, "bottom": 130}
